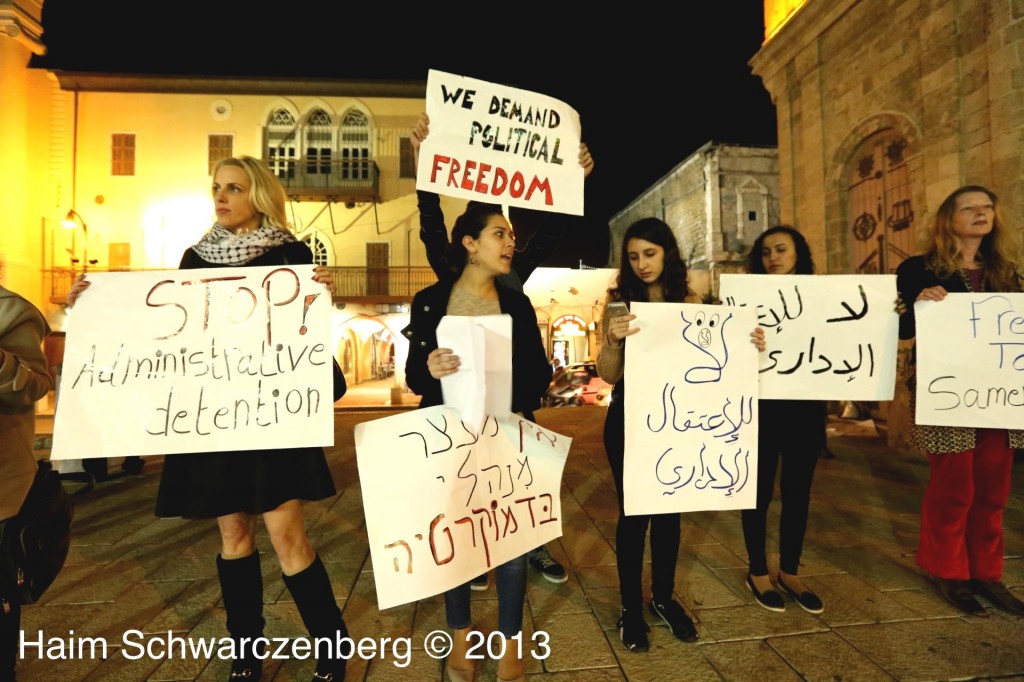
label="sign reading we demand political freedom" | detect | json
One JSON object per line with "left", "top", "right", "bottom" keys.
{"left": 50, "top": 266, "right": 334, "bottom": 459}
{"left": 417, "top": 69, "right": 584, "bottom": 215}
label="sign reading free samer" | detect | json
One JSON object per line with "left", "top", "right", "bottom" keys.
{"left": 915, "top": 293, "right": 1024, "bottom": 428}
{"left": 417, "top": 69, "right": 584, "bottom": 215}
{"left": 51, "top": 265, "right": 334, "bottom": 459}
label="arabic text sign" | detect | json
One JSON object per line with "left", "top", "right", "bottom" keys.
{"left": 624, "top": 303, "right": 759, "bottom": 515}
{"left": 50, "top": 266, "right": 334, "bottom": 459}
{"left": 418, "top": 69, "right": 584, "bottom": 215}
{"left": 719, "top": 274, "right": 898, "bottom": 400}
{"left": 355, "top": 407, "right": 570, "bottom": 610}
{"left": 915, "top": 293, "right": 1024, "bottom": 428}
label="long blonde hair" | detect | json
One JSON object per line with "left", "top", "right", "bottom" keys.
{"left": 925, "top": 185, "right": 1021, "bottom": 291}
{"left": 214, "top": 156, "right": 290, "bottom": 231}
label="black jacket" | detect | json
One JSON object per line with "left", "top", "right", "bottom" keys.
{"left": 402, "top": 278, "right": 551, "bottom": 413}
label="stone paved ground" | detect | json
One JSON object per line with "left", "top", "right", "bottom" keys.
{"left": 16, "top": 406, "right": 1024, "bottom": 681}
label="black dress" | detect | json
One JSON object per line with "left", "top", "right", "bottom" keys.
{"left": 154, "top": 242, "right": 337, "bottom": 519}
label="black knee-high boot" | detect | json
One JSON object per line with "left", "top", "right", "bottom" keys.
{"left": 282, "top": 554, "right": 350, "bottom": 682}
{"left": 1, "top": 596, "right": 21, "bottom": 682}
{"left": 217, "top": 552, "right": 266, "bottom": 681}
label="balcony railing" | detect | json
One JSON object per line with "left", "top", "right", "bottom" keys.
{"left": 265, "top": 158, "right": 380, "bottom": 203}
{"left": 326, "top": 266, "right": 437, "bottom": 300}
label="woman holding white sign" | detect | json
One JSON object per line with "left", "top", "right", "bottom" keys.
{"left": 68, "top": 156, "right": 351, "bottom": 681}
{"left": 597, "top": 218, "right": 766, "bottom": 651}
{"left": 896, "top": 184, "right": 1024, "bottom": 617}
{"left": 740, "top": 225, "right": 828, "bottom": 614}
{"left": 403, "top": 201, "right": 551, "bottom": 682}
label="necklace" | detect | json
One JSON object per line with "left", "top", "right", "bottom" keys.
{"left": 958, "top": 267, "right": 985, "bottom": 292}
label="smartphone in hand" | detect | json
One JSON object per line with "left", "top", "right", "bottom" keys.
{"left": 607, "top": 301, "right": 629, "bottom": 318}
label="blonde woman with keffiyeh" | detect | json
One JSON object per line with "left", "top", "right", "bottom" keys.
{"left": 67, "top": 156, "right": 351, "bottom": 681}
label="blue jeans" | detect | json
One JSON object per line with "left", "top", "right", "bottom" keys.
{"left": 446, "top": 554, "right": 527, "bottom": 636}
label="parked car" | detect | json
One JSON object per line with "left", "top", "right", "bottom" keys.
{"left": 561, "top": 361, "right": 611, "bottom": 406}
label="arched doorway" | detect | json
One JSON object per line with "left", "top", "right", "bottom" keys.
{"left": 847, "top": 130, "right": 916, "bottom": 274}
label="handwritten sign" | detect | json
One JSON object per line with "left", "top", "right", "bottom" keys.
{"left": 624, "top": 303, "right": 760, "bottom": 514}
{"left": 720, "top": 274, "right": 898, "bottom": 400}
{"left": 915, "top": 293, "right": 1024, "bottom": 428}
{"left": 355, "top": 407, "right": 570, "bottom": 610}
{"left": 418, "top": 69, "right": 584, "bottom": 215}
{"left": 51, "top": 266, "right": 334, "bottom": 459}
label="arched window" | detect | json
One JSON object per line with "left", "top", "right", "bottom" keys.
{"left": 304, "top": 109, "right": 334, "bottom": 176}
{"left": 847, "top": 130, "right": 915, "bottom": 274}
{"left": 300, "top": 231, "right": 331, "bottom": 266}
{"left": 266, "top": 108, "right": 297, "bottom": 180}
{"left": 339, "top": 109, "right": 371, "bottom": 182}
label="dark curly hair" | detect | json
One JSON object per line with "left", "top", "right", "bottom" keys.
{"left": 609, "top": 218, "right": 690, "bottom": 304}
{"left": 444, "top": 201, "right": 506, "bottom": 275}
{"left": 746, "top": 225, "right": 816, "bottom": 275}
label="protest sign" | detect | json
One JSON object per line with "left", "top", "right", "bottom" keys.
{"left": 51, "top": 265, "right": 334, "bottom": 459}
{"left": 624, "top": 302, "right": 760, "bottom": 514}
{"left": 418, "top": 69, "right": 584, "bottom": 215}
{"left": 720, "top": 274, "right": 898, "bottom": 400}
{"left": 355, "top": 407, "right": 570, "bottom": 610}
{"left": 915, "top": 293, "right": 1024, "bottom": 428}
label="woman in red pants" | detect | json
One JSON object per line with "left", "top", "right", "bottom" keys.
{"left": 896, "top": 184, "right": 1024, "bottom": 617}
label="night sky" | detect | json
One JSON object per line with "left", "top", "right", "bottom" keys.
{"left": 33, "top": 2, "right": 778, "bottom": 267}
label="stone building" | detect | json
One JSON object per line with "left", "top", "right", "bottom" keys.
{"left": 750, "top": 0, "right": 1024, "bottom": 444}
{"left": 608, "top": 142, "right": 780, "bottom": 297}
{"left": 751, "top": 0, "right": 1023, "bottom": 276}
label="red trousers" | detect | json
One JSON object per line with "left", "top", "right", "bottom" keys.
{"left": 916, "top": 428, "right": 1014, "bottom": 581}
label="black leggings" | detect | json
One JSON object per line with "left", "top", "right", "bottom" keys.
{"left": 740, "top": 400, "right": 823, "bottom": 576}
{"left": 604, "top": 399, "right": 681, "bottom": 609}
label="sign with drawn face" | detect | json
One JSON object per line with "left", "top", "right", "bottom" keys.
{"left": 417, "top": 69, "right": 584, "bottom": 215}
{"left": 50, "top": 266, "right": 334, "bottom": 459}
{"left": 915, "top": 293, "right": 1024, "bottom": 428}
{"left": 355, "top": 407, "right": 570, "bottom": 610}
{"left": 719, "top": 274, "right": 899, "bottom": 400}
{"left": 624, "top": 302, "right": 760, "bottom": 514}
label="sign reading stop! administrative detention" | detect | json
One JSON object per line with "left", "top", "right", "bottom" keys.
{"left": 417, "top": 69, "right": 584, "bottom": 216}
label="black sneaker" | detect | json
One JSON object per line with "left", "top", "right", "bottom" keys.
{"left": 649, "top": 598, "right": 699, "bottom": 642}
{"left": 470, "top": 572, "right": 489, "bottom": 591}
{"left": 617, "top": 607, "right": 650, "bottom": 652}
{"left": 528, "top": 546, "right": 568, "bottom": 584}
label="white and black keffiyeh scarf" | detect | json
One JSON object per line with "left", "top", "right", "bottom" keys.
{"left": 191, "top": 223, "right": 296, "bottom": 265}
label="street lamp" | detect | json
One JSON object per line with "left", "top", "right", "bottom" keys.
{"left": 61, "top": 209, "right": 96, "bottom": 272}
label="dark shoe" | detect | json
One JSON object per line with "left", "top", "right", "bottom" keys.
{"left": 616, "top": 607, "right": 650, "bottom": 652}
{"left": 746, "top": 574, "right": 785, "bottom": 613}
{"left": 930, "top": 576, "right": 988, "bottom": 616}
{"left": 648, "top": 598, "right": 698, "bottom": 642}
{"left": 527, "top": 546, "right": 568, "bottom": 584}
{"left": 217, "top": 552, "right": 266, "bottom": 681}
{"left": 121, "top": 456, "right": 144, "bottom": 475}
{"left": 777, "top": 575, "right": 824, "bottom": 614}
{"left": 283, "top": 555, "right": 351, "bottom": 681}
{"left": 469, "top": 572, "right": 489, "bottom": 591}
{"left": 969, "top": 579, "right": 1024, "bottom": 616}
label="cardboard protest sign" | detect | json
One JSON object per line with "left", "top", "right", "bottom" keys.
{"left": 720, "top": 274, "right": 899, "bottom": 400}
{"left": 915, "top": 293, "right": 1024, "bottom": 428}
{"left": 355, "top": 407, "right": 570, "bottom": 610}
{"left": 51, "top": 266, "right": 334, "bottom": 459}
{"left": 624, "top": 302, "right": 760, "bottom": 514}
{"left": 418, "top": 69, "right": 584, "bottom": 215}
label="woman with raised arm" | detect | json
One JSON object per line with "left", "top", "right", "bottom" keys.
{"left": 597, "top": 217, "right": 765, "bottom": 652}
{"left": 896, "top": 185, "right": 1024, "bottom": 617}
{"left": 403, "top": 201, "right": 551, "bottom": 682}
{"left": 740, "top": 225, "right": 828, "bottom": 614}
{"left": 67, "top": 156, "right": 350, "bottom": 681}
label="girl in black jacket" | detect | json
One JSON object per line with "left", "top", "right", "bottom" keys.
{"left": 403, "top": 202, "right": 550, "bottom": 682}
